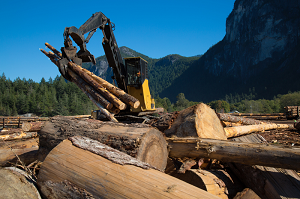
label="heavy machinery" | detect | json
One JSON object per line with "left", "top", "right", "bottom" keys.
{"left": 58, "top": 12, "right": 155, "bottom": 114}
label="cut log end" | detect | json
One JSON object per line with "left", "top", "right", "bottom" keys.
{"left": 136, "top": 128, "right": 168, "bottom": 171}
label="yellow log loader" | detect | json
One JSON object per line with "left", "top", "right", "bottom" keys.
{"left": 57, "top": 12, "right": 159, "bottom": 117}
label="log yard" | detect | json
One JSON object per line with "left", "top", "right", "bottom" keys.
{"left": 1, "top": 10, "right": 300, "bottom": 199}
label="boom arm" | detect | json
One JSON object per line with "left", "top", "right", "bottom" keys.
{"left": 60, "top": 12, "right": 127, "bottom": 92}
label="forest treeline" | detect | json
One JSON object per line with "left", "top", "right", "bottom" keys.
{"left": 155, "top": 89, "right": 300, "bottom": 113}
{"left": 0, "top": 74, "right": 96, "bottom": 117}
{"left": 0, "top": 73, "right": 299, "bottom": 116}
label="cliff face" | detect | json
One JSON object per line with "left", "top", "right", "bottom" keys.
{"left": 161, "top": 0, "right": 300, "bottom": 102}
{"left": 204, "top": 0, "right": 300, "bottom": 81}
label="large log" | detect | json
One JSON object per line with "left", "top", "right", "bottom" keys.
{"left": 165, "top": 103, "right": 227, "bottom": 140}
{"left": 166, "top": 137, "right": 300, "bottom": 170}
{"left": 0, "top": 167, "right": 41, "bottom": 199}
{"left": 229, "top": 133, "right": 300, "bottom": 199}
{"left": 39, "top": 116, "right": 168, "bottom": 170}
{"left": 0, "top": 138, "right": 39, "bottom": 166}
{"left": 224, "top": 123, "right": 292, "bottom": 138}
{"left": 37, "top": 138, "right": 219, "bottom": 199}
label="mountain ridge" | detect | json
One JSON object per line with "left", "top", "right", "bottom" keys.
{"left": 83, "top": 0, "right": 300, "bottom": 103}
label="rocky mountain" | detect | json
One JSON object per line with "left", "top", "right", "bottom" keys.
{"left": 84, "top": 0, "right": 300, "bottom": 103}
{"left": 161, "top": 0, "right": 300, "bottom": 102}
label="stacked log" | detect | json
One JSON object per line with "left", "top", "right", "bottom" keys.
{"left": 164, "top": 103, "right": 227, "bottom": 140}
{"left": 229, "top": 133, "right": 300, "bottom": 198}
{"left": 0, "top": 167, "right": 41, "bottom": 199}
{"left": 40, "top": 43, "right": 141, "bottom": 122}
{"left": 166, "top": 137, "right": 300, "bottom": 170}
{"left": 39, "top": 115, "right": 168, "bottom": 171}
{"left": 0, "top": 137, "right": 39, "bottom": 166}
{"left": 37, "top": 137, "right": 219, "bottom": 199}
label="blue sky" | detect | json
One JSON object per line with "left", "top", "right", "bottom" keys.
{"left": 0, "top": 0, "right": 235, "bottom": 82}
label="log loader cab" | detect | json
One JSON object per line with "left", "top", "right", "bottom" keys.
{"left": 125, "top": 57, "right": 155, "bottom": 112}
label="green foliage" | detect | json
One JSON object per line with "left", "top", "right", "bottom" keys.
{"left": 0, "top": 73, "right": 96, "bottom": 116}
{"left": 155, "top": 90, "right": 300, "bottom": 114}
{"left": 208, "top": 100, "right": 230, "bottom": 113}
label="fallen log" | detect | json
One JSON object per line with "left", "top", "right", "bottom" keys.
{"left": 37, "top": 138, "right": 219, "bottom": 199}
{"left": 217, "top": 113, "right": 264, "bottom": 125}
{"left": 0, "top": 138, "right": 39, "bottom": 166}
{"left": 22, "top": 121, "right": 45, "bottom": 132}
{"left": 0, "top": 167, "right": 41, "bottom": 199}
{"left": 39, "top": 116, "right": 168, "bottom": 170}
{"left": 228, "top": 134, "right": 300, "bottom": 199}
{"left": 229, "top": 133, "right": 300, "bottom": 199}
{"left": 224, "top": 123, "right": 292, "bottom": 138}
{"left": 165, "top": 103, "right": 227, "bottom": 140}
{"left": 166, "top": 137, "right": 300, "bottom": 170}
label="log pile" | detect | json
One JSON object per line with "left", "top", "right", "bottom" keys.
{"left": 1, "top": 103, "right": 300, "bottom": 198}
{"left": 40, "top": 43, "right": 142, "bottom": 122}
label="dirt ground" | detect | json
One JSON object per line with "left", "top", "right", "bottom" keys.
{"left": 256, "top": 119, "right": 300, "bottom": 146}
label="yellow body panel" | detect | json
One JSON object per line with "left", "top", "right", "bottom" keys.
{"left": 127, "top": 79, "right": 155, "bottom": 112}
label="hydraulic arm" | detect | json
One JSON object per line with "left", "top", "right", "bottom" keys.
{"left": 59, "top": 12, "right": 127, "bottom": 92}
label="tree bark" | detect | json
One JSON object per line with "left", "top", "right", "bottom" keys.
{"left": 39, "top": 116, "right": 168, "bottom": 171}
{"left": 0, "top": 138, "right": 39, "bottom": 166}
{"left": 165, "top": 103, "right": 227, "bottom": 140}
{"left": 166, "top": 137, "right": 300, "bottom": 170}
{"left": 37, "top": 138, "right": 219, "bottom": 199}
{"left": 22, "top": 122, "right": 45, "bottom": 132}
{"left": 224, "top": 123, "right": 292, "bottom": 138}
